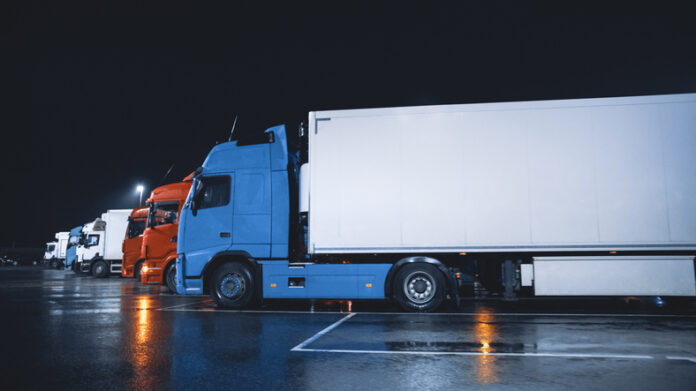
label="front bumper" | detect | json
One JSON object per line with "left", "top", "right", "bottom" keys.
{"left": 176, "top": 255, "right": 203, "bottom": 295}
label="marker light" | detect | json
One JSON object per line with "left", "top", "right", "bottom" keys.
{"left": 141, "top": 265, "right": 149, "bottom": 273}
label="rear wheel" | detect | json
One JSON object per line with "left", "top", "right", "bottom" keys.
{"left": 209, "top": 262, "right": 255, "bottom": 308}
{"left": 165, "top": 263, "right": 177, "bottom": 293}
{"left": 49, "top": 259, "right": 57, "bottom": 269}
{"left": 393, "top": 263, "right": 446, "bottom": 312}
{"left": 92, "top": 260, "right": 109, "bottom": 278}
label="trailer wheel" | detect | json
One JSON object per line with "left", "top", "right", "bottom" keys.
{"left": 209, "top": 262, "right": 255, "bottom": 308}
{"left": 92, "top": 260, "right": 109, "bottom": 278}
{"left": 393, "top": 263, "right": 445, "bottom": 312}
{"left": 165, "top": 264, "right": 177, "bottom": 293}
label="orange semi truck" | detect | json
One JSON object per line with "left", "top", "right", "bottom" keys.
{"left": 121, "top": 207, "right": 149, "bottom": 279}
{"left": 140, "top": 175, "right": 192, "bottom": 292}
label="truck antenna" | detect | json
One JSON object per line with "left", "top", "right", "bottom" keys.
{"left": 156, "top": 163, "right": 175, "bottom": 187}
{"left": 228, "top": 115, "right": 239, "bottom": 142}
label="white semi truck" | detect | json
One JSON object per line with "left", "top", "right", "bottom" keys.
{"left": 43, "top": 232, "right": 69, "bottom": 268}
{"left": 75, "top": 209, "right": 130, "bottom": 277}
{"left": 177, "top": 93, "right": 696, "bottom": 311}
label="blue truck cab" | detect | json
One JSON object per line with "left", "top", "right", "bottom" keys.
{"left": 65, "top": 225, "right": 83, "bottom": 272}
{"left": 176, "top": 125, "right": 395, "bottom": 308}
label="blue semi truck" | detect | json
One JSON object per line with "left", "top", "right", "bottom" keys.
{"left": 64, "top": 225, "right": 83, "bottom": 272}
{"left": 176, "top": 94, "right": 696, "bottom": 312}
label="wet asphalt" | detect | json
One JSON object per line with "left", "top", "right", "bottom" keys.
{"left": 0, "top": 267, "right": 695, "bottom": 390}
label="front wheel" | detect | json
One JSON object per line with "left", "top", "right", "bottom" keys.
{"left": 92, "top": 260, "right": 109, "bottom": 278}
{"left": 165, "top": 264, "right": 177, "bottom": 293}
{"left": 393, "top": 263, "right": 446, "bottom": 312}
{"left": 209, "top": 262, "right": 255, "bottom": 308}
{"left": 134, "top": 261, "right": 144, "bottom": 281}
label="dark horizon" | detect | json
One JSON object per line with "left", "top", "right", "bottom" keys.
{"left": 2, "top": 2, "right": 695, "bottom": 247}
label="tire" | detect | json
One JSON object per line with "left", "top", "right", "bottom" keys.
{"left": 49, "top": 259, "right": 57, "bottom": 269}
{"left": 393, "top": 263, "right": 446, "bottom": 312}
{"left": 209, "top": 262, "right": 255, "bottom": 308}
{"left": 92, "top": 260, "right": 109, "bottom": 278}
{"left": 165, "top": 263, "right": 177, "bottom": 293}
{"left": 134, "top": 261, "right": 144, "bottom": 281}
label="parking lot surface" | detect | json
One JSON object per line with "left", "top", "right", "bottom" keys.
{"left": 1, "top": 267, "right": 695, "bottom": 390}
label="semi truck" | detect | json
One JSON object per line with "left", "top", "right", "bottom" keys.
{"left": 175, "top": 93, "right": 696, "bottom": 312}
{"left": 140, "top": 176, "right": 193, "bottom": 292}
{"left": 65, "top": 225, "right": 83, "bottom": 272}
{"left": 120, "top": 207, "right": 149, "bottom": 279}
{"left": 75, "top": 209, "right": 131, "bottom": 277}
{"left": 44, "top": 232, "right": 69, "bottom": 268}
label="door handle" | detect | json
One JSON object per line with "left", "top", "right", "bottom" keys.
{"left": 219, "top": 232, "right": 231, "bottom": 238}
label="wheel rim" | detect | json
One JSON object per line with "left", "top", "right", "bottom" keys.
{"left": 219, "top": 272, "right": 246, "bottom": 299}
{"left": 95, "top": 264, "right": 104, "bottom": 275}
{"left": 403, "top": 271, "right": 436, "bottom": 304}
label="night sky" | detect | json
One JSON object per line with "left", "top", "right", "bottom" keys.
{"left": 1, "top": 2, "right": 695, "bottom": 247}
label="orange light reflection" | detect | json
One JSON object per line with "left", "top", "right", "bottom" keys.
{"left": 473, "top": 310, "right": 499, "bottom": 384}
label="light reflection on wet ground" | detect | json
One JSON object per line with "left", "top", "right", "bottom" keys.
{"left": 1, "top": 268, "right": 696, "bottom": 390}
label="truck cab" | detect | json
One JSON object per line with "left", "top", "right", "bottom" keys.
{"left": 43, "top": 242, "right": 58, "bottom": 266}
{"left": 75, "top": 219, "right": 105, "bottom": 274}
{"left": 65, "top": 225, "right": 84, "bottom": 272}
{"left": 140, "top": 176, "right": 193, "bottom": 292}
{"left": 176, "top": 125, "right": 296, "bottom": 301}
{"left": 120, "top": 207, "right": 148, "bottom": 279}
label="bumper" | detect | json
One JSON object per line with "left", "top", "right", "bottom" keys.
{"left": 141, "top": 266, "right": 164, "bottom": 285}
{"left": 176, "top": 255, "right": 203, "bottom": 295}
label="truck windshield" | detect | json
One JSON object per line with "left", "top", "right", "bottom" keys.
{"left": 127, "top": 219, "right": 146, "bottom": 238}
{"left": 148, "top": 202, "right": 179, "bottom": 227}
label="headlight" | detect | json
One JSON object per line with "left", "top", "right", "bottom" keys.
{"left": 141, "top": 265, "right": 149, "bottom": 273}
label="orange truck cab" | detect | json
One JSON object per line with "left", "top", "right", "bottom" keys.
{"left": 121, "top": 207, "right": 148, "bottom": 278}
{"left": 141, "top": 175, "right": 193, "bottom": 292}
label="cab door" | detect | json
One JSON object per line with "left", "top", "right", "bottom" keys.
{"left": 179, "top": 174, "right": 234, "bottom": 278}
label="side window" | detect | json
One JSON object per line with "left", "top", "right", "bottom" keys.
{"left": 47, "top": 244, "right": 55, "bottom": 252}
{"left": 197, "top": 176, "right": 231, "bottom": 210}
{"left": 87, "top": 235, "right": 99, "bottom": 246}
{"left": 128, "top": 219, "right": 146, "bottom": 238}
{"left": 149, "top": 202, "right": 180, "bottom": 227}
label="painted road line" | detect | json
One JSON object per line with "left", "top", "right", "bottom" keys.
{"left": 159, "top": 308, "right": 696, "bottom": 318}
{"left": 291, "top": 313, "right": 357, "bottom": 351}
{"left": 158, "top": 300, "right": 208, "bottom": 310}
{"left": 293, "top": 348, "right": 656, "bottom": 360}
{"left": 666, "top": 356, "right": 696, "bottom": 363}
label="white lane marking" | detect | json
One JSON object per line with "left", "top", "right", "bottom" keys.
{"left": 158, "top": 300, "right": 208, "bottom": 310}
{"left": 291, "top": 313, "right": 357, "bottom": 351}
{"left": 158, "top": 308, "right": 696, "bottom": 318}
{"left": 666, "top": 356, "right": 696, "bottom": 363}
{"left": 293, "top": 348, "right": 656, "bottom": 360}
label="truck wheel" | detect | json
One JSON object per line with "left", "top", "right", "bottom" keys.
{"left": 165, "top": 264, "right": 177, "bottom": 293}
{"left": 134, "top": 261, "right": 144, "bottom": 281}
{"left": 393, "top": 263, "right": 445, "bottom": 312}
{"left": 92, "top": 260, "right": 109, "bottom": 278}
{"left": 209, "top": 262, "right": 255, "bottom": 308}
{"left": 49, "top": 259, "right": 57, "bottom": 269}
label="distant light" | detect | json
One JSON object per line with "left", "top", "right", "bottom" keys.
{"left": 270, "top": 283, "right": 277, "bottom": 287}
{"left": 459, "top": 252, "right": 467, "bottom": 256}
{"left": 609, "top": 251, "right": 617, "bottom": 254}
{"left": 365, "top": 283, "right": 372, "bottom": 287}
{"left": 136, "top": 185, "right": 144, "bottom": 193}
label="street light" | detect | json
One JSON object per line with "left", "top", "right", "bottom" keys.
{"left": 136, "top": 185, "right": 144, "bottom": 206}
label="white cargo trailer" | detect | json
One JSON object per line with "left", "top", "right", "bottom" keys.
{"left": 305, "top": 93, "right": 696, "bottom": 299}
